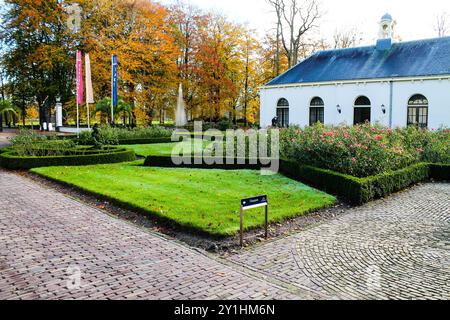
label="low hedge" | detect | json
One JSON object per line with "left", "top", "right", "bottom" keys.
{"left": 0, "top": 148, "right": 136, "bottom": 170}
{"left": 280, "top": 160, "right": 430, "bottom": 204}
{"left": 143, "top": 155, "right": 444, "bottom": 204}
{"left": 429, "top": 163, "right": 450, "bottom": 181}
{"left": 144, "top": 155, "right": 270, "bottom": 170}
{"left": 118, "top": 137, "right": 173, "bottom": 145}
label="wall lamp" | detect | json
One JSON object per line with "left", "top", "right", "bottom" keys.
{"left": 381, "top": 104, "right": 386, "bottom": 114}
{"left": 337, "top": 104, "right": 342, "bottom": 114}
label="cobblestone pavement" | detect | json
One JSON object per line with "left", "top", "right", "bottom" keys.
{"left": 0, "top": 171, "right": 299, "bottom": 300}
{"left": 1, "top": 170, "right": 449, "bottom": 300}
{"left": 228, "top": 183, "right": 450, "bottom": 300}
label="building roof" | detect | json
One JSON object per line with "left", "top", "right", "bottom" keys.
{"left": 265, "top": 36, "right": 450, "bottom": 86}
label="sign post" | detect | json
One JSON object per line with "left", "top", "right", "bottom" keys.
{"left": 240, "top": 195, "right": 269, "bottom": 247}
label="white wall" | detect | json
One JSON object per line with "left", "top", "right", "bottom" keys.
{"left": 392, "top": 79, "right": 450, "bottom": 129}
{"left": 260, "top": 79, "right": 450, "bottom": 129}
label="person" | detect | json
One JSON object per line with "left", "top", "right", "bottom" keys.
{"left": 271, "top": 116, "right": 279, "bottom": 128}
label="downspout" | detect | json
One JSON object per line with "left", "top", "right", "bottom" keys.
{"left": 389, "top": 80, "right": 393, "bottom": 128}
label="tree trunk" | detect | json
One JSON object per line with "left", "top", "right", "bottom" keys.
{"left": 276, "top": 20, "right": 281, "bottom": 76}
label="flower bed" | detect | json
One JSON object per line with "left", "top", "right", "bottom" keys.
{"left": 280, "top": 124, "right": 449, "bottom": 178}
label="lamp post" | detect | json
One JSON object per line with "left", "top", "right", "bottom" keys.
{"left": 56, "top": 97, "right": 63, "bottom": 131}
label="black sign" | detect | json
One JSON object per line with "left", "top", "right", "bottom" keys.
{"left": 241, "top": 195, "right": 268, "bottom": 208}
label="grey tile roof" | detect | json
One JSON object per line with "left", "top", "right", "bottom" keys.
{"left": 266, "top": 37, "right": 450, "bottom": 86}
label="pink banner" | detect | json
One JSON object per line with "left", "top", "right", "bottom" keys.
{"left": 85, "top": 53, "right": 94, "bottom": 104}
{"left": 76, "top": 50, "right": 83, "bottom": 105}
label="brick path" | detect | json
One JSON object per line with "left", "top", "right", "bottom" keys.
{"left": 228, "top": 183, "right": 450, "bottom": 300}
{"left": 1, "top": 169, "right": 449, "bottom": 300}
{"left": 0, "top": 171, "right": 298, "bottom": 300}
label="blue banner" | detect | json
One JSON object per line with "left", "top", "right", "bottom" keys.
{"left": 112, "top": 55, "right": 118, "bottom": 107}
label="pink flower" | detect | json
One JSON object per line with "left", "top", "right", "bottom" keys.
{"left": 352, "top": 157, "right": 357, "bottom": 163}
{"left": 329, "top": 132, "right": 334, "bottom": 137}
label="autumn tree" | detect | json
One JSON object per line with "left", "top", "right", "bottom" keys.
{"left": 1, "top": 0, "right": 74, "bottom": 128}
{"left": 74, "top": 0, "right": 178, "bottom": 125}
{"left": 169, "top": 1, "right": 207, "bottom": 120}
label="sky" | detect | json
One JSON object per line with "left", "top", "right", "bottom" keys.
{"left": 159, "top": 0, "right": 450, "bottom": 44}
{"left": 0, "top": 0, "right": 449, "bottom": 44}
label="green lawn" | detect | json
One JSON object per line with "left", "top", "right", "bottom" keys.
{"left": 121, "top": 140, "right": 213, "bottom": 157}
{"left": 32, "top": 161, "right": 336, "bottom": 237}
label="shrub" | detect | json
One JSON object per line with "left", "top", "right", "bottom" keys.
{"left": 217, "top": 118, "right": 233, "bottom": 131}
{"left": 280, "top": 124, "right": 449, "bottom": 178}
{"left": 77, "top": 126, "right": 173, "bottom": 145}
{"left": 11, "top": 130, "right": 77, "bottom": 156}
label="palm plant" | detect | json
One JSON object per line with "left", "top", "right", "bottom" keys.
{"left": 94, "top": 97, "right": 132, "bottom": 125}
{"left": 0, "top": 100, "right": 18, "bottom": 132}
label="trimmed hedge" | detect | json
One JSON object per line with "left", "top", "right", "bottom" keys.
{"left": 280, "top": 160, "right": 430, "bottom": 204}
{"left": 0, "top": 148, "right": 136, "bottom": 170}
{"left": 429, "top": 163, "right": 450, "bottom": 181}
{"left": 118, "top": 137, "right": 173, "bottom": 145}
{"left": 144, "top": 155, "right": 270, "bottom": 170}
{"left": 76, "top": 137, "right": 173, "bottom": 146}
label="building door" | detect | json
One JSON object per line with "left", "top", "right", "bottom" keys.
{"left": 277, "top": 108, "right": 289, "bottom": 127}
{"left": 276, "top": 98, "right": 290, "bottom": 127}
{"left": 309, "top": 97, "right": 325, "bottom": 126}
{"left": 354, "top": 96, "right": 371, "bottom": 125}
{"left": 407, "top": 94, "right": 428, "bottom": 129}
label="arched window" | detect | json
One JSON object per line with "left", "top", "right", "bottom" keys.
{"left": 407, "top": 94, "right": 428, "bottom": 129}
{"left": 309, "top": 97, "right": 324, "bottom": 126}
{"left": 354, "top": 96, "right": 371, "bottom": 125}
{"left": 276, "top": 98, "right": 289, "bottom": 127}
{"left": 355, "top": 96, "right": 371, "bottom": 106}
{"left": 277, "top": 98, "right": 289, "bottom": 107}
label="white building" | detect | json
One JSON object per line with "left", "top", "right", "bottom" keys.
{"left": 260, "top": 14, "right": 450, "bottom": 129}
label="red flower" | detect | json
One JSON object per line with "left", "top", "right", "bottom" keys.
{"left": 376, "top": 135, "right": 382, "bottom": 141}
{"left": 329, "top": 132, "right": 334, "bottom": 137}
{"left": 323, "top": 132, "right": 327, "bottom": 137}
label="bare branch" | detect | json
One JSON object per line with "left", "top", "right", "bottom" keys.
{"left": 267, "top": 0, "right": 321, "bottom": 67}
{"left": 435, "top": 13, "right": 449, "bottom": 37}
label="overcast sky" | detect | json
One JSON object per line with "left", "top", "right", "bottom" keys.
{"left": 0, "top": 0, "right": 449, "bottom": 45}
{"left": 159, "top": 0, "right": 450, "bottom": 44}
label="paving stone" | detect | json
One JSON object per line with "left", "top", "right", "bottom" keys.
{"left": 229, "top": 183, "right": 450, "bottom": 300}
{"left": 0, "top": 170, "right": 297, "bottom": 300}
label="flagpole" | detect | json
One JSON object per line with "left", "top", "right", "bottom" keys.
{"left": 85, "top": 53, "right": 94, "bottom": 129}
{"left": 76, "top": 101, "right": 79, "bottom": 138}
{"left": 86, "top": 102, "right": 90, "bottom": 129}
